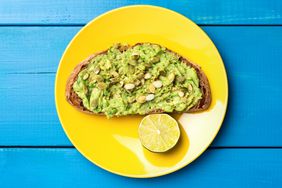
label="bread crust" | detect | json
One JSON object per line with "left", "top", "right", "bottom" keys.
{"left": 66, "top": 43, "right": 211, "bottom": 115}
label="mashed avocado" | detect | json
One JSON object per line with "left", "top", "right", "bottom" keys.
{"left": 73, "top": 43, "right": 202, "bottom": 118}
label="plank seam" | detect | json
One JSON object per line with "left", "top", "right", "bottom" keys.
{"left": 0, "top": 146, "right": 282, "bottom": 149}
{"left": 1, "top": 24, "right": 282, "bottom": 27}
{"left": 3, "top": 72, "right": 56, "bottom": 75}
{"left": 0, "top": 146, "right": 75, "bottom": 148}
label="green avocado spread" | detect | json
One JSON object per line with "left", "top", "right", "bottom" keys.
{"left": 73, "top": 43, "right": 202, "bottom": 118}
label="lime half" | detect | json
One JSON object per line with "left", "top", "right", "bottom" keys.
{"left": 138, "top": 114, "right": 180, "bottom": 152}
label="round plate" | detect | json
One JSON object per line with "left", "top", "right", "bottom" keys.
{"left": 55, "top": 5, "right": 228, "bottom": 178}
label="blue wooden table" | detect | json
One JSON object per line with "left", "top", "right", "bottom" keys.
{"left": 1, "top": 0, "right": 282, "bottom": 187}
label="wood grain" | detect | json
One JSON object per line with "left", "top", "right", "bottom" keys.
{"left": 0, "top": 27, "right": 80, "bottom": 73}
{"left": 1, "top": 0, "right": 281, "bottom": 186}
{"left": 0, "top": 27, "right": 282, "bottom": 146}
{"left": 0, "top": 74, "right": 71, "bottom": 146}
{"left": 0, "top": 0, "right": 281, "bottom": 25}
{"left": 0, "top": 148, "right": 281, "bottom": 187}
{"left": 1, "top": 26, "right": 282, "bottom": 73}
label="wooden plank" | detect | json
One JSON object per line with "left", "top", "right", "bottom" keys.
{"left": 1, "top": 26, "right": 282, "bottom": 73}
{"left": 0, "top": 27, "right": 80, "bottom": 73}
{"left": 0, "top": 74, "right": 71, "bottom": 145}
{"left": 0, "top": 0, "right": 282, "bottom": 25}
{"left": 0, "top": 26, "right": 282, "bottom": 146}
{"left": 0, "top": 148, "right": 281, "bottom": 187}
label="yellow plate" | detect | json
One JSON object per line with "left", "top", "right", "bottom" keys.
{"left": 55, "top": 5, "right": 228, "bottom": 178}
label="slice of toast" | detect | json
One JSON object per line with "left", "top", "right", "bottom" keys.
{"left": 66, "top": 43, "right": 211, "bottom": 115}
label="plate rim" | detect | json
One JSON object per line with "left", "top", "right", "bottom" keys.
{"left": 55, "top": 4, "right": 229, "bottom": 178}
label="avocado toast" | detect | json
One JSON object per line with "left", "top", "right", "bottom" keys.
{"left": 66, "top": 43, "right": 211, "bottom": 118}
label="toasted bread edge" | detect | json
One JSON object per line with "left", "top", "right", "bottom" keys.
{"left": 65, "top": 44, "right": 211, "bottom": 115}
